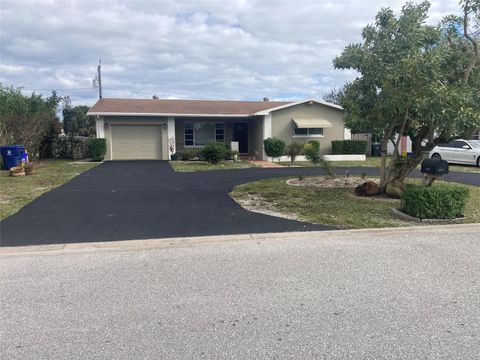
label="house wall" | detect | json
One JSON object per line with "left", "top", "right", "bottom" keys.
{"left": 102, "top": 116, "right": 169, "bottom": 160}
{"left": 251, "top": 116, "right": 265, "bottom": 158}
{"left": 270, "top": 102, "right": 345, "bottom": 155}
{"left": 174, "top": 117, "right": 262, "bottom": 155}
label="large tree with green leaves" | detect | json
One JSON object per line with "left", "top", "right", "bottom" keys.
{"left": 62, "top": 96, "right": 94, "bottom": 137}
{"left": 333, "top": 0, "right": 480, "bottom": 191}
{"left": 0, "top": 84, "right": 62, "bottom": 158}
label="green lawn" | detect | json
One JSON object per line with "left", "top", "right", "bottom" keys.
{"left": 280, "top": 157, "right": 480, "bottom": 173}
{"left": 0, "top": 160, "right": 98, "bottom": 220}
{"left": 231, "top": 177, "right": 480, "bottom": 229}
{"left": 169, "top": 160, "right": 256, "bottom": 172}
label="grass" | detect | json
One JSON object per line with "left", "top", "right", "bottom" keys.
{"left": 280, "top": 156, "right": 480, "bottom": 173}
{"left": 230, "top": 176, "right": 480, "bottom": 229}
{"left": 169, "top": 160, "right": 256, "bottom": 172}
{"left": 0, "top": 160, "right": 98, "bottom": 220}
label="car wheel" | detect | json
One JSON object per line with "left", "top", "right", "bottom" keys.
{"left": 431, "top": 153, "right": 442, "bottom": 160}
{"left": 477, "top": 156, "right": 480, "bottom": 167}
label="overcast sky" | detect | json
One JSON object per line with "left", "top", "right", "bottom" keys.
{"left": 0, "top": 0, "right": 460, "bottom": 106}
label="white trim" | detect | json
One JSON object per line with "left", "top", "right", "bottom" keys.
{"left": 262, "top": 114, "right": 272, "bottom": 160}
{"left": 274, "top": 154, "right": 366, "bottom": 162}
{"left": 292, "top": 135, "right": 324, "bottom": 138}
{"left": 87, "top": 112, "right": 251, "bottom": 118}
{"left": 95, "top": 116, "right": 105, "bottom": 138}
{"left": 254, "top": 98, "right": 343, "bottom": 115}
{"left": 167, "top": 117, "right": 175, "bottom": 157}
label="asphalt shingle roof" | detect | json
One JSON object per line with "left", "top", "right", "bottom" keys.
{"left": 88, "top": 98, "right": 291, "bottom": 115}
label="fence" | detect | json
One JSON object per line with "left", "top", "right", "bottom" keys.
{"left": 351, "top": 133, "right": 372, "bottom": 156}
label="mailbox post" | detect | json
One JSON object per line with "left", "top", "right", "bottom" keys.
{"left": 420, "top": 159, "right": 449, "bottom": 186}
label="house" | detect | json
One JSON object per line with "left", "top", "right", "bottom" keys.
{"left": 87, "top": 98, "right": 347, "bottom": 161}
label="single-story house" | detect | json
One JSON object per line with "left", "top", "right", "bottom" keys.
{"left": 87, "top": 98, "right": 348, "bottom": 161}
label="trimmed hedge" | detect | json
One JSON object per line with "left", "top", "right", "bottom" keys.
{"left": 400, "top": 184, "right": 469, "bottom": 219}
{"left": 88, "top": 138, "right": 106, "bottom": 161}
{"left": 331, "top": 140, "right": 367, "bottom": 154}
{"left": 264, "top": 137, "right": 286, "bottom": 158}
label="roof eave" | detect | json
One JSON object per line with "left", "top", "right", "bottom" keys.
{"left": 254, "top": 98, "right": 344, "bottom": 115}
{"left": 87, "top": 112, "right": 252, "bottom": 118}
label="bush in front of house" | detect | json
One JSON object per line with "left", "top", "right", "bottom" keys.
{"left": 303, "top": 140, "right": 321, "bottom": 164}
{"left": 173, "top": 149, "right": 199, "bottom": 161}
{"left": 400, "top": 184, "right": 469, "bottom": 219}
{"left": 331, "top": 140, "right": 368, "bottom": 154}
{"left": 202, "top": 142, "right": 227, "bottom": 164}
{"left": 263, "top": 137, "right": 286, "bottom": 159}
{"left": 88, "top": 138, "right": 107, "bottom": 161}
{"left": 286, "top": 142, "right": 303, "bottom": 164}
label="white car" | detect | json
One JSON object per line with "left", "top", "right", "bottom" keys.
{"left": 429, "top": 139, "right": 480, "bottom": 167}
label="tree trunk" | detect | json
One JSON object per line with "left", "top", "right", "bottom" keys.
{"left": 379, "top": 123, "right": 395, "bottom": 192}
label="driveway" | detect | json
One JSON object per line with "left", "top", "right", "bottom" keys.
{"left": 1, "top": 225, "right": 479, "bottom": 359}
{"left": 1, "top": 161, "right": 479, "bottom": 247}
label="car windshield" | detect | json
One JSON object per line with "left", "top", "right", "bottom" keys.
{"left": 469, "top": 140, "right": 480, "bottom": 148}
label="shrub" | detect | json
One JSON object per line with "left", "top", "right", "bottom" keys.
{"left": 286, "top": 142, "right": 303, "bottom": 164}
{"left": 331, "top": 140, "right": 367, "bottom": 154}
{"left": 175, "top": 149, "right": 198, "bottom": 161}
{"left": 88, "top": 138, "right": 106, "bottom": 161}
{"left": 202, "top": 142, "right": 227, "bottom": 164}
{"left": 304, "top": 141, "right": 321, "bottom": 164}
{"left": 401, "top": 184, "right": 469, "bottom": 219}
{"left": 263, "top": 137, "right": 286, "bottom": 158}
{"left": 331, "top": 140, "right": 344, "bottom": 155}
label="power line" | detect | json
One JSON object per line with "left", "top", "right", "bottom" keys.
{"left": 21, "top": 86, "right": 166, "bottom": 96}
{"left": 22, "top": 87, "right": 93, "bottom": 91}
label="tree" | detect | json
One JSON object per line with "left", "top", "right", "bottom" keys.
{"left": 333, "top": 1, "right": 480, "bottom": 191}
{"left": 62, "top": 97, "right": 93, "bottom": 137}
{"left": 0, "top": 84, "right": 62, "bottom": 158}
{"left": 322, "top": 87, "right": 344, "bottom": 105}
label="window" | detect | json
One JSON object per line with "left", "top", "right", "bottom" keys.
{"left": 184, "top": 123, "right": 224, "bottom": 147}
{"left": 215, "top": 123, "right": 224, "bottom": 141}
{"left": 294, "top": 127, "right": 324, "bottom": 136}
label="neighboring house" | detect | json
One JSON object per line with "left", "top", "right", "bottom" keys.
{"left": 472, "top": 129, "right": 480, "bottom": 140}
{"left": 87, "top": 98, "right": 347, "bottom": 161}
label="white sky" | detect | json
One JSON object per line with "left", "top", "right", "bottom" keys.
{"left": 0, "top": 0, "right": 460, "bottom": 106}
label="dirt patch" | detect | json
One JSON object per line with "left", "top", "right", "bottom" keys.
{"left": 287, "top": 176, "right": 379, "bottom": 188}
{"left": 233, "top": 193, "right": 302, "bottom": 222}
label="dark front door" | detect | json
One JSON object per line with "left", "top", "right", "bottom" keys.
{"left": 233, "top": 123, "right": 248, "bottom": 153}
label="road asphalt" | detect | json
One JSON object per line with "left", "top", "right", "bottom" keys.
{"left": 1, "top": 161, "right": 479, "bottom": 247}
{"left": 1, "top": 224, "right": 479, "bottom": 359}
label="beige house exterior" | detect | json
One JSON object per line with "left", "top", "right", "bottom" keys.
{"left": 87, "top": 98, "right": 347, "bottom": 161}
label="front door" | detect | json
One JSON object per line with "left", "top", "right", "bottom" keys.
{"left": 233, "top": 123, "right": 248, "bottom": 153}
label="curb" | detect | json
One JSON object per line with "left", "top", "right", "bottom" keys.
{"left": 1, "top": 223, "right": 479, "bottom": 256}
{"left": 391, "top": 208, "right": 466, "bottom": 224}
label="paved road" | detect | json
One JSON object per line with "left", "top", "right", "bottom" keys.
{"left": 1, "top": 161, "right": 478, "bottom": 247}
{"left": 1, "top": 225, "right": 479, "bottom": 359}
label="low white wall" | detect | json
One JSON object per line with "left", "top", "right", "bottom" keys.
{"left": 270, "top": 154, "right": 366, "bottom": 162}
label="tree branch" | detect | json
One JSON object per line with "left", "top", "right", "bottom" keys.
{"left": 463, "top": 0, "right": 479, "bottom": 85}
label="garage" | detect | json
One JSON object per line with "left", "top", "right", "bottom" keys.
{"left": 111, "top": 125, "right": 163, "bottom": 160}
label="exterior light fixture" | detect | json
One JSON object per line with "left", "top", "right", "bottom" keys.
{"left": 104, "top": 123, "right": 108, "bottom": 129}
{"left": 163, "top": 123, "right": 168, "bottom": 130}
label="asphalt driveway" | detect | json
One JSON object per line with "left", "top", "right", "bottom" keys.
{"left": 1, "top": 161, "right": 479, "bottom": 247}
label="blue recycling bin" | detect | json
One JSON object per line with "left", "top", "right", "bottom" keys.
{"left": 0, "top": 145, "right": 25, "bottom": 170}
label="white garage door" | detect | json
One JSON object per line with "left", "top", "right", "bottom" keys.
{"left": 111, "top": 125, "right": 162, "bottom": 160}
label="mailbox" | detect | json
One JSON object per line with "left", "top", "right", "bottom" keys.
{"left": 421, "top": 159, "right": 449, "bottom": 175}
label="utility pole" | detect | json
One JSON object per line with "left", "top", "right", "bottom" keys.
{"left": 97, "top": 59, "right": 102, "bottom": 99}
